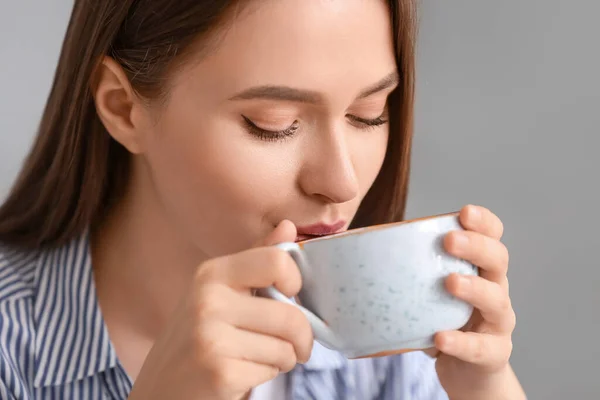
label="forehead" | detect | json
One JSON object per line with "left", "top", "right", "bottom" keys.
{"left": 175, "top": 0, "right": 396, "bottom": 102}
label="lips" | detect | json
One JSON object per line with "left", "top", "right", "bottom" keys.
{"left": 295, "top": 220, "right": 346, "bottom": 242}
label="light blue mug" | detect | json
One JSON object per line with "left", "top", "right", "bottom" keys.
{"left": 258, "top": 213, "right": 478, "bottom": 359}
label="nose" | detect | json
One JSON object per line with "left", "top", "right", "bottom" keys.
{"left": 298, "top": 126, "right": 359, "bottom": 204}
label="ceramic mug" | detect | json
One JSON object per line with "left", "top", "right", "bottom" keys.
{"left": 258, "top": 212, "right": 478, "bottom": 359}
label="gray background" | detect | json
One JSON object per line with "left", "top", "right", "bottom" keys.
{"left": 1, "top": 1, "right": 598, "bottom": 399}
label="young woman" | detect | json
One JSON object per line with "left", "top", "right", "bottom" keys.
{"left": 0, "top": 0, "right": 526, "bottom": 399}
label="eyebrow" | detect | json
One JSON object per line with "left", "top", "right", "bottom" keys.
{"left": 229, "top": 70, "right": 400, "bottom": 104}
{"left": 356, "top": 71, "right": 400, "bottom": 99}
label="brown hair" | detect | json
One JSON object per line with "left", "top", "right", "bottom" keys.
{"left": 0, "top": 0, "right": 417, "bottom": 249}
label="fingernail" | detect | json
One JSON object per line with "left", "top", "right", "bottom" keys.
{"left": 469, "top": 205, "right": 481, "bottom": 223}
{"left": 442, "top": 334, "right": 454, "bottom": 351}
{"left": 453, "top": 232, "right": 469, "bottom": 248}
{"left": 458, "top": 275, "right": 471, "bottom": 294}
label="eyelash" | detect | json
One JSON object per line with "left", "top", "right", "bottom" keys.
{"left": 242, "top": 116, "right": 299, "bottom": 142}
{"left": 242, "top": 114, "right": 389, "bottom": 142}
{"left": 347, "top": 115, "right": 389, "bottom": 130}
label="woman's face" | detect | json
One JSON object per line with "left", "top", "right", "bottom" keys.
{"left": 135, "top": 0, "right": 397, "bottom": 257}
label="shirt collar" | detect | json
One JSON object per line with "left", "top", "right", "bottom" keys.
{"left": 32, "top": 233, "right": 118, "bottom": 387}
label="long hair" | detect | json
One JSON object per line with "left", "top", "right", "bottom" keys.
{"left": 0, "top": 0, "right": 417, "bottom": 249}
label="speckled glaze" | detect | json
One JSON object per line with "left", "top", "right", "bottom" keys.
{"left": 261, "top": 213, "right": 478, "bottom": 359}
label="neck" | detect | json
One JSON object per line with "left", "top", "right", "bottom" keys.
{"left": 92, "top": 161, "right": 206, "bottom": 341}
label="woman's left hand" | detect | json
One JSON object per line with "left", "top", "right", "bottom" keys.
{"left": 433, "top": 205, "right": 523, "bottom": 399}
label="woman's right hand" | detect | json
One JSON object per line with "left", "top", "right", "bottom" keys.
{"left": 128, "top": 220, "right": 314, "bottom": 400}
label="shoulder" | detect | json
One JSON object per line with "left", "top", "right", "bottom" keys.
{"left": 0, "top": 243, "right": 39, "bottom": 303}
{"left": 0, "top": 244, "right": 40, "bottom": 399}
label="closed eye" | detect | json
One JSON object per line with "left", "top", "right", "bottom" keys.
{"left": 346, "top": 114, "right": 389, "bottom": 129}
{"left": 242, "top": 115, "right": 299, "bottom": 142}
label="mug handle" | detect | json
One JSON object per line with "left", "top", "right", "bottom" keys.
{"left": 256, "top": 242, "right": 341, "bottom": 351}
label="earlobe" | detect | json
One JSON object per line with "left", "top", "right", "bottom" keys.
{"left": 91, "top": 57, "right": 145, "bottom": 154}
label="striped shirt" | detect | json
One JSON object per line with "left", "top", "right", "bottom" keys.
{"left": 0, "top": 234, "right": 449, "bottom": 399}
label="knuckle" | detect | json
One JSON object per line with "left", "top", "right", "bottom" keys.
{"left": 479, "top": 233, "right": 493, "bottom": 255}
{"left": 195, "top": 284, "right": 224, "bottom": 320}
{"left": 210, "top": 359, "right": 237, "bottom": 390}
{"left": 499, "top": 244, "right": 510, "bottom": 272}
{"left": 498, "top": 293, "right": 512, "bottom": 314}
{"left": 503, "top": 340, "right": 514, "bottom": 363}
{"left": 195, "top": 257, "right": 224, "bottom": 283}
{"left": 472, "top": 337, "right": 487, "bottom": 363}
{"left": 506, "top": 309, "right": 517, "bottom": 331}
{"left": 216, "top": 367, "right": 237, "bottom": 390}
{"left": 193, "top": 323, "right": 223, "bottom": 361}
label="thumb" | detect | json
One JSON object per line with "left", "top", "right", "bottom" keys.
{"left": 254, "top": 220, "right": 297, "bottom": 247}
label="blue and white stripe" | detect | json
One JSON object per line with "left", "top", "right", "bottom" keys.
{"left": 0, "top": 235, "right": 448, "bottom": 399}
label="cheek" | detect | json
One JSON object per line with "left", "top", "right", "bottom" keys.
{"left": 353, "top": 129, "right": 389, "bottom": 197}
{"left": 141, "top": 110, "right": 296, "bottom": 254}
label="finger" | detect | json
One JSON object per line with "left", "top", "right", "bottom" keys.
{"left": 254, "top": 219, "right": 297, "bottom": 247}
{"left": 435, "top": 331, "right": 512, "bottom": 368}
{"left": 446, "top": 274, "right": 516, "bottom": 332}
{"left": 234, "top": 330, "right": 299, "bottom": 372}
{"left": 225, "top": 294, "right": 314, "bottom": 363}
{"left": 444, "top": 230, "right": 509, "bottom": 282}
{"left": 459, "top": 205, "right": 504, "bottom": 240}
{"left": 208, "top": 322, "right": 299, "bottom": 372}
{"left": 197, "top": 246, "right": 302, "bottom": 297}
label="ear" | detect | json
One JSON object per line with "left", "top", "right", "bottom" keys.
{"left": 91, "top": 57, "right": 146, "bottom": 154}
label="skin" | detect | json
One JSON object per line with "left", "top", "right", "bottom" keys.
{"left": 90, "top": 0, "right": 526, "bottom": 399}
